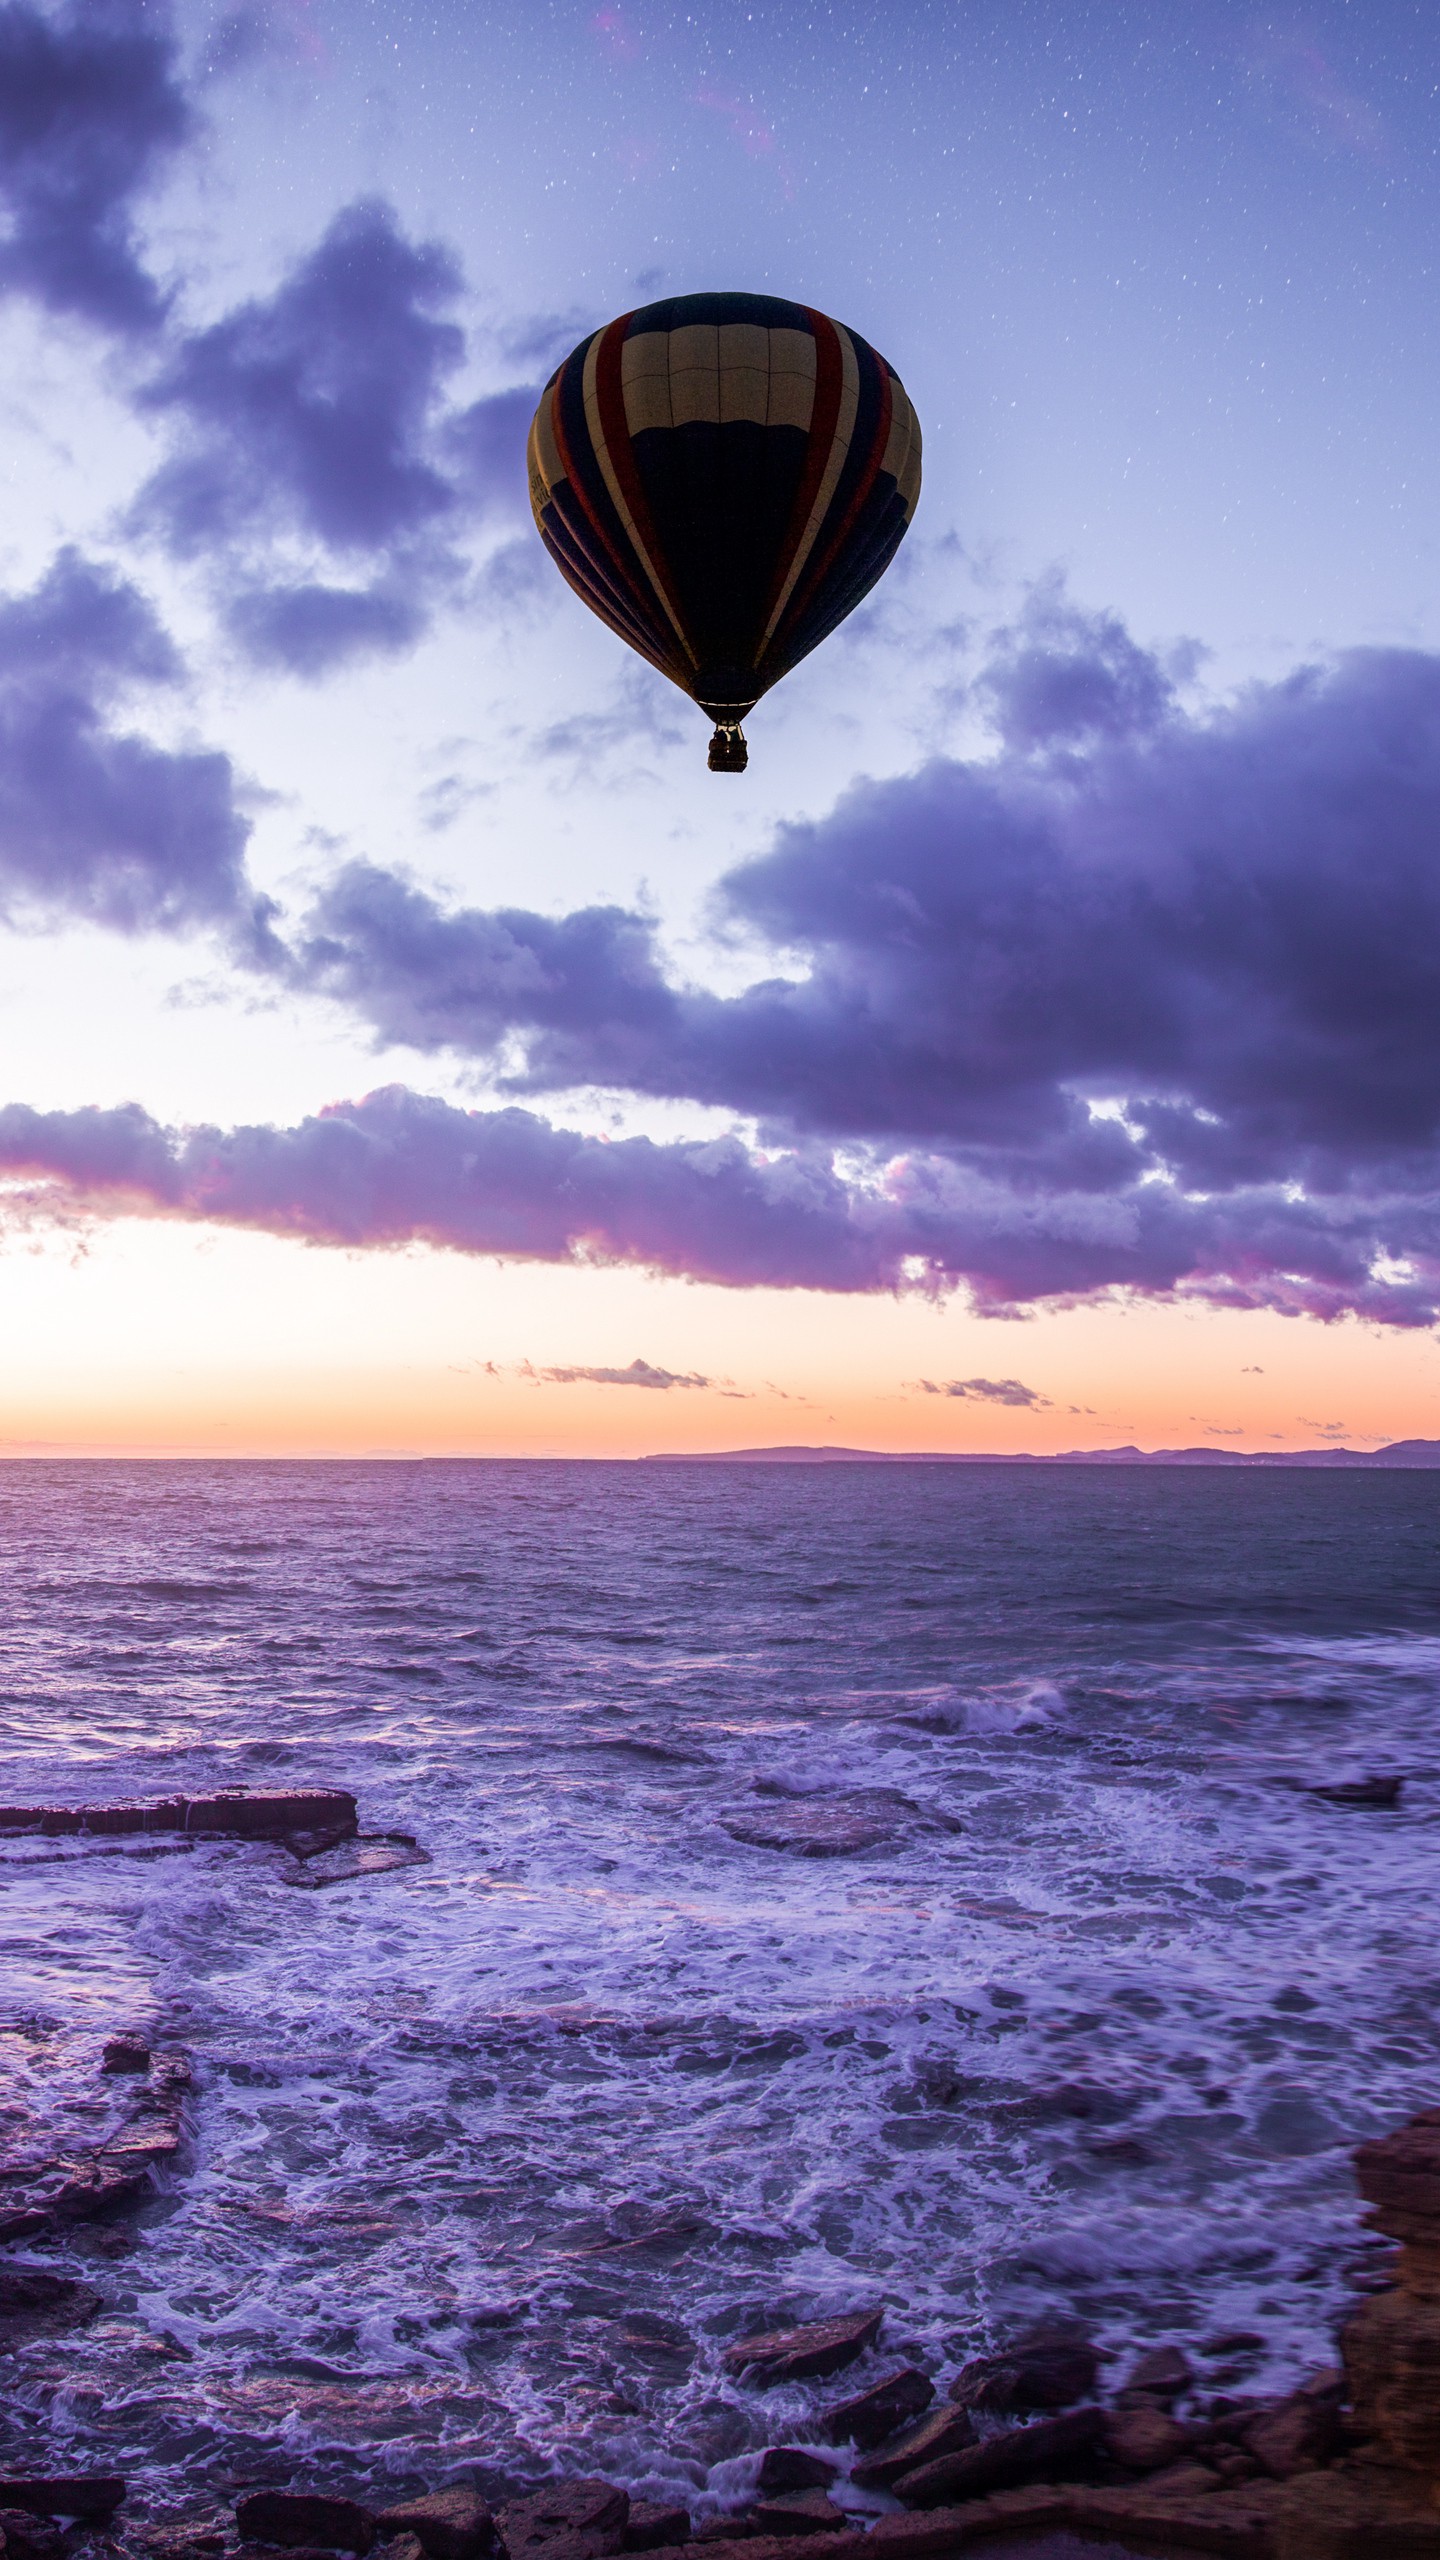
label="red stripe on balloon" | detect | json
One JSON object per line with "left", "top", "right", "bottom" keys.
{"left": 593, "top": 316, "right": 690, "bottom": 660}
{"left": 760, "top": 309, "right": 844, "bottom": 636}
{"left": 775, "top": 355, "right": 893, "bottom": 658}
{"left": 548, "top": 354, "right": 671, "bottom": 660}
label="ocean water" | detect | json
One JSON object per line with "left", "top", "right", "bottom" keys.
{"left": 1, "top": 1458, "right": 1438, "bottom": 2523}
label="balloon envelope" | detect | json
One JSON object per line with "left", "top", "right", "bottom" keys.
{"left": 527, "top": 291, "right": 921, "bottom": 763}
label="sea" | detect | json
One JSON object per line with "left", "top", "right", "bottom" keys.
{"left": 1, "top": 1458, "right": 1438, "bottom": 2525}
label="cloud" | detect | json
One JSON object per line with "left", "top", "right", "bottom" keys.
{"left": 275, "top": 597, "right": 1440, "bottom": 1322}
{"left": 919, "top": 1377, "right": 1050, "bottom": 1407}
{"left": 1, "top": 1084, "right": 1439, "bottom": 1326}
{"left": 132, "top": 198, "right": 532, "bottom": 672}
{"left": 0, "top": 0, "right": 191, "bottom": 333}
{"left": 0, "top": 547, "right": 261, "bottom": 935}
{"left": 535, "top": 1358, "right": 711, "bottom": 1389}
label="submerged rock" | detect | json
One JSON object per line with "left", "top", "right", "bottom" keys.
{"left": 233, "top": 2493, "right": 374, "bottom": 2553}
{"left": 819, "top": 2367, "right": 933, "bottom": 2450}
{"left": 0, "top": 2511, "right": 64, "bottom": 2560}
{"left": 722, "top": 2310, "right": 884, "bottom": 2386}
{"left": 720, "top": 1793, "right": 953, "bottom": 1858}
{"left": 495, "top": 2481, "right": 629, "bottom": 2560}
{"left": 1305, "top": 1776, "right": 1404, "bottom": 1807}
{"left": 282, "top": 1835, "right": 431, "bottom": 1889}
{"left": 0, "top": 2046, "right": 193, "bottom": 2241}
{"left": 0, "top": 2266, "right": 102, "bottom": 2347}
{"left": 101, "top": 2035, "right": 151, "bottom": 2074}
{"left": 373, "top": 2489, "right": 495, "bottom": 2560}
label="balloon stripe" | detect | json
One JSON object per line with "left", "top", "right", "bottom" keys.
{"left": 548, "top": 356, "right": 662, "bottom": 643}
{"left": 587, "top": 320, "right": 696, "bottom": 664}
{"left": 772, "top": 357, "right": 893, "bottom": 662}
{"left": 761, "top": 313, "right": 855, "bottom": 647}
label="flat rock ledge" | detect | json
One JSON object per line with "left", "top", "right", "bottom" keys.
{"left": 0, "top": 1790, "right": 358, "bottom": 1844}
{"left": 0, "top": 2048, "right": 191, "bottom": 2244}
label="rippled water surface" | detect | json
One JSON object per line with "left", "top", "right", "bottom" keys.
{"left": 2, "top": 1459, "right": 1438, "bottom": 2519}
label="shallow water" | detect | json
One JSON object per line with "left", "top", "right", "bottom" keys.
{"left": 1, "top": 1459, "right": 1437, "bottom": 2520}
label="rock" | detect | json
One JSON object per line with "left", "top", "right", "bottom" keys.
{"left": 376, "top": 2541, "right": 425, "bottom": 2560}
{"left": 0, "top": 2045, "right": 191, "bottom": 2241}
{"left": 690, "top": 2524, "right": 755, "bottom": 2546}
{"left": 849, "top": 2408, "right": 976, "bottom": 2492}
{"left": 820, "top": 2367, "right": 933, "bottom": 2450}
{"left": 0, "top": 2265, "right": 102, "bottom": 2346}
{"left": 1241, "top": 2386, "right": 1344, "bottom": 2479}
{"left": 1272, "top": 2463, "right": 1440, "bottom": 2558}
{"left": 746, "top": 2496, "right": 846, "bottom": 2539}
{"left": 373, "top": 2490, "right": 495, "bottom": 2560}
{"left": 282, "top": 1837, "right": 431, "bottom": 1890}
{"left": 495, "top": 2481, "right": 629, "bottom": 2560}
{"left": 102, "top": 2034, "right": 151, "bottom": 2073}
{"left": 1344, "top": 2287, "right": 1440, "bottom": 2476}
{"left": 622, "top": 2506, "right": 690, "bottom": 2552}
{"left": 893, "top": 2406, "right": 1105, "bottom": 2507}
{"left": 754, "top": 2456, "right": 834, "bottom": 2498}
{"left": 1066, "top": 2480, "right": 1284, "bottom": 2555}
{"left": 1121, "top": 2344, "right": 1195, "bottom": 2401}
{"left": 722, "top": 2310, "right": 884, "bottom": 2386}
{"left": 0, "top": 1789, "right": 359, "bottom": 1840}
{"left": 233, "top": 2494, "right": 375, "bottom": 2553}
{"left": 1102, "top": 2406, "right": 1195, "bottom": 2472}
{"left": 1306, "top": 1777, "right": 1404, "bottom": 1807}
{"left": 1355, "top": 2106, "right": 1440, "bottom": 2273}
{"left": 947, "top": 2325, "right": 1101, "bottom": 2414}
{"left": 0, "top": 2513, "right": 63, "bottom": 2560}
{"left": 0, "top": 2479, "right": 126, "bottom": 2521}
{"left": 720, "top": 1795, "right": 922, "bottom": 1857}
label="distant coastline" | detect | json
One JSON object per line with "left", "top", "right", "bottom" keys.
{"left": 641, "top": 1438, "right": 1440, "bottom": 1467}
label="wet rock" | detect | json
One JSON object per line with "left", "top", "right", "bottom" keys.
{"left": 893, "top": 2405, "right": 1105, "bottom": 2507}
{"left": 723, "top": 2310, "right": 884, "bottom": 2387}
{"left": 375, "top": 2539, "right": 425, "bottom": 2560}
{"left": 746, "top": 2496, "right": 846, "bottom": 2539}
{"left": 849, "top": 2407, "right": 976, "bottom": 2492}
{"left": 621, "top": 2505, "right": 690, "bottom": 2552}
{"left": 1241, "top": 2383, "right": 1344, "bottom": 2479}
{"left": 1272, "top": 2462, "right": 1440, "bottom": 2558}
{"left": 0, "top": 2511, "right": 63, "bottom": 2560}
{"left": 1306, "top": 1776, "right": 1404, "bottom": 1807}
{"left": 1102, "top": 2406, "right": 1195, "bottom": 2473}
{"left": 1066, "top": 2479, "right": 1285, "bottom": 2554}
{"left": 720, "top": 1795, "right": 916, "bottom": 1857}
{"left": 0, "top": 2479, "right": 125, "bottom": 2521}
{"left": 820, "top": 2368, "right": 933, "bottom": 2451}
{"left": 233, "top": 2493, "right": 375, "bottom": 2553}
{"left": 690, "top": 2523, "right": 756, "bottom": 2546}
{"left": 1120, "top": 2344, "right": 1194, "bottom": 2402}
{"left": 373, "top": 2489, "right": 495, "bottom": 2560}
{"left": 947, "top": 2324, "right": 1101, "bottom": 2414}
{"left": 753, "top": 2457, "right": 834, "bottom": 2498}
{"left": 102, "top": 2034, "right": 151, "bottom": 2073}
{"left": 0, "top": 2265, "right": 102, "bottom": 2346}
{"left": 0, "top": 1789, "right": 358, "bottom": 1840}
{"left": 0, "top": 2047, "right": 192, "bottom": 2242}
{"left": 495, "top": 2481, "right": 629, "bottom": 2560}
{"left": 282, "top": 1837, "right": 431, "bottom": 1890}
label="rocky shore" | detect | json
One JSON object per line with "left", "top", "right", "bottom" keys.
{"left": 5, "top": 1788, "right": 1439, "bottom": 2559}
{"left": 3, "top": 2091, "right": 1440, "bottom": 2560}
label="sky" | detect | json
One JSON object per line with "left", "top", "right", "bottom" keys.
{"left": 0, "top": 0, "right": 1439, "bottom": 1455}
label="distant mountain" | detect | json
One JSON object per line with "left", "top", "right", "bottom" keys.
{"left": 642, "top": 1439, "right": 1440, "bottom": 1467}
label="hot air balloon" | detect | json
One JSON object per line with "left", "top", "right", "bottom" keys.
{"left": 527, "top": 291, "right": 921, "bottom": 771}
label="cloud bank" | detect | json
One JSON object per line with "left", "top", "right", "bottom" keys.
{"left": 272, "top": 601, "right": 1440, "bottom": 1323}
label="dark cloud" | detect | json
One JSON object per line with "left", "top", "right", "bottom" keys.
{"left": 0, "top": 547, "right": 261, "bottom": 935}
{"left": 132, "top": 198, "right": 537, "bottom": 672}
{"left": 275, "top": 605, "right": 1440, "bottom": 1320}
{"left": 0, "top": 0, "right": 190, "bottom": 333}
{"left": 920, "top": 1377, "right": 1050, "bottom": 1407}
{"left": 536, "top": 1358, "right": 711, "bottom": 1389}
